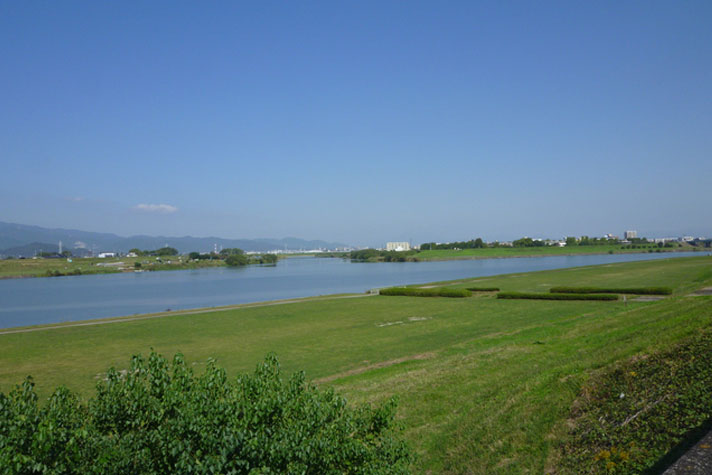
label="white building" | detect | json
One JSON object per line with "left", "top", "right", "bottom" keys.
{"left": 624, "top": 230, "right": 637, "bottom": 240}
{"left": 97, "top": 252, "right": 116, "bottom": 258}
{"left": 386, "top": 242, "right": 410, "bottom": 252}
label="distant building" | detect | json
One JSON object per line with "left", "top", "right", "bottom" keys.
{"left": 386, "top": 242, "right": 410, "bottom": 252}
{"left": 97, "top": 252, "right": 116, "bottom": 258}
{"left": 624, "top": 230, "right": 637, "bottom": 240}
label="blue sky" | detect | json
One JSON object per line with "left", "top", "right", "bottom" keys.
{"left": 1, "top": 1, "right": 710, "bottom": 246}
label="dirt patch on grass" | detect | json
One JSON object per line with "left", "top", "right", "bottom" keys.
{"left": 314, "top": 352, "right": 436, "bottom": 384}
{"left": 690, "top": 287, "right": 712, "bottom": 296}
{"left": 632, "top": 296, "right": 666, "bottom": 302}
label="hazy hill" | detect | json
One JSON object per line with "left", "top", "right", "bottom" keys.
{"left": 0, "top": 222, "right": 350, "bottom": 256}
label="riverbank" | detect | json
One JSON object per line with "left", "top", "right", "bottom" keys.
{"left": 0, "top": 255, "right": 249, "bottom": 279}
{"left": 412, "top": 244, "right": 701, "bottom": 261}
{"left": 343, "top": 244, "right": 703, "bottom": 263}
{"left": 1, "top": 255, "right": 710, "bottom": 472}
{"left": 2, "top": 251, "right": 704, "bottom": 328}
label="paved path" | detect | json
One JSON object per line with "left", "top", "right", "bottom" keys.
{"left": 663, "top": 429, "right": 712, "bottom": 474}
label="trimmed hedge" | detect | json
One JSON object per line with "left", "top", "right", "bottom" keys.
{"left": 549, "top": 286, "right": 672, "bottom": 295}
{"left": 379, "top": 287, "right": 472, "bottom": 298}
{"left": 466, "top": 287, "right": 500, "bottom": 292}
{"left": 496, "top": 292, "right": 618, "bottom": 301}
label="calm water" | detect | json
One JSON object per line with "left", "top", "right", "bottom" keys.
{"left": 0, "top": 252, "right": 704, "bottom": 329}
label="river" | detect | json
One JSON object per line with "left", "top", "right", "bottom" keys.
{"left": 0, "top": 252, "right": 704, "bottom": 329}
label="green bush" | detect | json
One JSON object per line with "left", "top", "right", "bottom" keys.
{"left": 380, "top": 287, "right": 472, "bottom": 298}
{"left": 466, "top": 287, "right": 500, "bottom": 292}
{"left": 0, "top": 352, "right": 411, "bottom": 473}
{"left": 225, "top": 254, "right": 249, "bottom": 266}
{"left": 560, "top": 328, "right": 712, "bottom": 473}
{"left": 496, "top": 292, "right": 618, "bottom": 301}
{"left": 549, "top": 286, "right": 672, "bottom": 295}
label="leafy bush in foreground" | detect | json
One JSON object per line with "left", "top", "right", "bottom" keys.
{"left": 466, "top": 287, "right": 500, "bottom": 292}
{"left": 0, "top": 352, "right": 412, "bottom": 474}
{"left": 379, "top": 287, "right": 471, "bottom": 298}
{"left": 496, "top": 292, "right": 618, "bottom": 301}
{"left": 560, "top": 327, "right": 712, "bottom": 473}
{"left": 549, "top": 286, "right": 672, "bottom": 295}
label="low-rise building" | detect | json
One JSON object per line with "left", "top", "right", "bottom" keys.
{"left": 386, "top": 242, "right": 410, "bottom": 252}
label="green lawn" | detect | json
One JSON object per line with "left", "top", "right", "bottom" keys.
{"left": 1, "top": 256, "right": 711, "bottom": 473}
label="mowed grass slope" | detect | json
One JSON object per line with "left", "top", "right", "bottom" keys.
{"left": 1, "top": 256, "right": 711, "bottom": 473}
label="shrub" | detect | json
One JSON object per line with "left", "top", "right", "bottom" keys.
{"left": 0, "top": 352, "right": 412, "bottom": 473}
{"left": 549, "top": 286, "right": 672, "bottom": 295}
{"left": 380, "top": 287, "right": 471, "bottom": 298}
{"left": 225, "top": 254, "right": 249, "bottom": 266}
{"left": 496, "top": 292, "right": 618, "bottom": 301}
{"left": 466, "top": 287, "right": 500, "bottom": 292}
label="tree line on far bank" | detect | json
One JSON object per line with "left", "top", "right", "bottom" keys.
{"left": 420, "top": 235, "right": 662, "bottom": 250}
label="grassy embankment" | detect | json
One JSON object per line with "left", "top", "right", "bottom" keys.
{"left": 415, "top": 243, "right": 698, "bottom": 261}
{"left": 1, "top": 256, "right": 711, "bottom": 473}
{"left": 0, "top": 256, "right": 225, "bottom": 279}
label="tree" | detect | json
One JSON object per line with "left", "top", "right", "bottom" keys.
{"left": 220, "top": 248, "right": 245, "bottom": 257}
{"left": 225, "top": 254, "right": 249, "bottom": 266}
{"left": 155, "top": 247, "right": 178, "bottom": 256}
{"left": 0, "top": 352, "right": 411, "bottom": 473}
{"left": 565, "top": 236, "right": 578, "bottom": 247}
{"left": 188, "top": 252, "right": 201, "bottom": 260}
{"left": 256, "top": 254, "right": 278, "bottom": 264}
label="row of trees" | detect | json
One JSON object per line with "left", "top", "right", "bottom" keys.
{"left": 37, "top": 250, "right": 74, "bottom": 258}
{"left": 349, "top": 249, "right": 419, "bottom": 262}
{"left": 129, "top": 247, "right": 179, "bottom": 257}
{"left": 420, "top": 238, "right": 485, "bottom": 250}
{"left": 420, "top": 236, "right": 653, "bottom": 249}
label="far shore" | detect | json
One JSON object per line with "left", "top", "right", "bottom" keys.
{"left": 0, "top": 247, "right": 705, "bottom": 280}
{"left": 414, "top": 247, "right": 703, "bottom": 262}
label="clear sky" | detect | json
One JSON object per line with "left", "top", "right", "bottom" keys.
{"left": 1, "top": 1, "right": 710, "bottom": 247}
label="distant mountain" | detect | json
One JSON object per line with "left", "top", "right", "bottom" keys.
{"left": 0, "top": 222, "right": 351, "bottom": 256}
{"left": 0, "top": 242, "right": 93, "bottom": 258}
